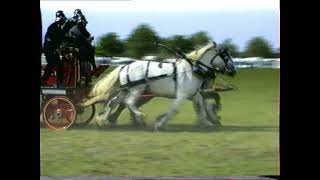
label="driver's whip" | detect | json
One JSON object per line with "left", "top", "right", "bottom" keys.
{"left": 154, "top": 42, "right": 184, "bottom": 59}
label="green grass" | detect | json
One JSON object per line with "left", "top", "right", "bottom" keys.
{"left": 40, "top": 68, "right": 279, "bottom": 176}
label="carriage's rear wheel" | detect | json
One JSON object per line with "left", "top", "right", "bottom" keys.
{"left": 74, "top": 104, "right": 96, "bottom": 125}
{"left": 42, "top": 96, "right": 76, "bottom": 130}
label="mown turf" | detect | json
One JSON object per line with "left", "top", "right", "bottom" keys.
{"left": 40, "top": 68, "right": 279, "bottom": 176}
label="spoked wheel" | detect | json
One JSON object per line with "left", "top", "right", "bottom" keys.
{"left": 74, "top": 104, "right": 96, "bottom": 125}
{"left": 42, "top": 96, "right": 76, "bottom": 130}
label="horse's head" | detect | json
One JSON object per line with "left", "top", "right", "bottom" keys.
{"left": 196, "top": 42, "right": 236, "bottom": 77}
{"left": 215, "top": 46, "right": 237, "bottom": 77}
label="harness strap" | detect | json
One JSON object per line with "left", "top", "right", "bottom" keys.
{"left": 120, "top": 74, "right": 168, "bottom": 88}
{"left": 144, "top": 61, "right": 151, "bottom": 90}
{"left": 209, "top": 53, "right": 220, "bottom": 65}
{"left": 126, "top": 64, "right": 130, "bottom": 84}
{"left": 172, "top": 62, "right": 177, "bottom": 96}
{"left": 193, "top": 61, "right": 218, "bottom": 79}
{"left": 145, "top": 61, "right": 151, "bottom": 79}
{"left": 119, "top": 65, "right": 125, "bottom": 72}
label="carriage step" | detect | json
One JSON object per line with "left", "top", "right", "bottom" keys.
{"left": 41, "top": 88, "right": 67, "bottom": 95}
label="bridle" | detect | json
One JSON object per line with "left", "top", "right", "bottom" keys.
{"left": 192, "top": 47, "right": 233, "bottom": 78}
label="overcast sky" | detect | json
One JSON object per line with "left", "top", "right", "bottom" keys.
{"left": 40, "top": 0, "right": 280, "bottom": 51}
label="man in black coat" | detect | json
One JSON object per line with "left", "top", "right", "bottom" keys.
{"left": 69, "top": 14, "right": 96, "bottom": 85}
{"left": 42, "top": 10, "right": 66, "bottom": 87}
{"left": 61, "top": 9, "right": 83, "bottom": 38}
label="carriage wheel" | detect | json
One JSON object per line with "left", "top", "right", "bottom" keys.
{"left": 74, "top": 104, "right": 96, "bottom": 125}
{"left": 42, "top": 96, "right": 76, "bottom": 130}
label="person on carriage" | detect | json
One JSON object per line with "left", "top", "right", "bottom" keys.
{"left": 42, "top": 10, "right": 66, "bottom": 87}
{"left": 60, "top": 9, "right": 83, "bottom": 49}
{"left": 61, "top": 9, "right": 84, "bottom": 36}
{"left": 62, "top": 9, "right": 96, "bottom": 70}
{"left": 68, "top": 14, "right": 97, "bottom": 85}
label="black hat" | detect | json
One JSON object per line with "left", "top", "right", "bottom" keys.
{"left": 74, "top": 9, "right": 82, "bottom": 16}
{"left": 56, "top": 10, "right": 65, "bottom": 18}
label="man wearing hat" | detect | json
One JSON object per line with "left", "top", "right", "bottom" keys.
{"left": 62, "top": 9, "right": 84, "bottom": 36}
{"left": 69, "top": 14, "right": 96, "bottom": 86}
{"left": 42, "top": 10, "right": 66, "bottom": 87}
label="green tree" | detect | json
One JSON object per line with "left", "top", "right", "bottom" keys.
{"left": 220, "top": 38, "right": 240, "bottom": 57}
{"left": 95, "top": 32, "right": 125, "bottom": 57}
{"left": 126, "top": 24, "right": 160, "bottom": 58}
{"left": 190, "top": 31, "right": 213, "bottom": 47}
{"left": 243, "top": 37, "right": 274, "bottom": 58}
{"left": 155, "top": 37, "right": 177, "bottom": 58}
{"left": 166, "top": 35, "right": 194, "bottom": 53}
{"left": 274, "top": 47, "right": 280, "bottom": 58}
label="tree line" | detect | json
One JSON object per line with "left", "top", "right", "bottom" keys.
{"left": 95, "top": 24, "right": 279, "bottom": 59}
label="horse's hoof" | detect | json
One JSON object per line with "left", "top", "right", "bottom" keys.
{"left": 138, "top": 120, "right": 147, "bottom": 127}
{"left": 106, "top": 123, "right": 116, "bottom": 128}
{"left": 154, "top": 123, "right": 161, "bottom": 132}
{"left": 141, "top": 112, "right": 147, "bottom": 118}
{"left": 155, "top": 114, "right": 166, "bottom": 122}
{"left": 95, "top": 121, "right": 103, "bottom": 128}
{"left": 132, "top": 123, "right": 140, "bottom": 127}
{"left": 136, "top": 119, "right": 146, "bottom": 127}
{"left": 204, "top": 121, "right": 214, "bottom": 127}
{"left": 95, "top": 118, "right": 107, "bottom": 128}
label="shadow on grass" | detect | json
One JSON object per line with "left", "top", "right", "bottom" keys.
{"left": 41, "top": 123, "right": 278, "bottom": 133}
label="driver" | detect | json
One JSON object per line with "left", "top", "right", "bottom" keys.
{"left": 68, "top": 14, "right": 96, "bottom": 86}
{"left": 61, "top": 9, "right": 85, "bottom": 48}
{"left": 62, "top": 9, "right": 83, "bottom": 36}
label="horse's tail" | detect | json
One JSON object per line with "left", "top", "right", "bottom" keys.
{"left": 79, "top": 65, "right": 123, "bottom": 107}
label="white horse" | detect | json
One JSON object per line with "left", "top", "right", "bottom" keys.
{"left": 93, "top": 78, "right": 222, "bottom": 127}
{"left": 80, "top": 42, "right": 236, "bottom": 130}
{"left": 94, "top": 60, "right": 223, "bottom": 127}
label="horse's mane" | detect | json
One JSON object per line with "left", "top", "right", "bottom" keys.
{"left": 186, "top": 42, "right": 215, "bottom": 61}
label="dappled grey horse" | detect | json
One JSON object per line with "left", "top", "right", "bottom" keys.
{"left": 101, "top": 78, "right": 222, "bottom": 126}
{"left": 80, "top": 42, "right": 236, "bottom": 130}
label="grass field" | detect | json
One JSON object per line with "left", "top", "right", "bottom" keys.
{"left": 40, "top": 68, "right": 280, "bottom": 176}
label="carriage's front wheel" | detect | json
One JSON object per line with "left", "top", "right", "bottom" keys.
{"left": 42, "top": 96, "right": 76, "bottom": 130}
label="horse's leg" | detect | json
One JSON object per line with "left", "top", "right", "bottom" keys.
{"left": 154, "top": 96, "right": 186, "bottom": 131}
{"left": 130, "top": 96, "right": 154, "bottom": 125}
{"left": 200, "top": 90, "right": 222, "bottom": 125}
{"left": 192, "top": 92, "right": 214, "bottom": 127}
{"left": 107, "top": 103, "right": 126, "bottom": 125}
{"left": 95, "top": 91, "right": 126, "bottom": 126}
{"left": 203, "top": 97, "right": 221, "bottom": 126}
{"left": 124, "top": 85, "right": 147, "bottom": 126}
{"left": 95, "top": 96, "right": 119, "bottom": 126}
{"left": 107, "top": 103, "right": 142, "bottom": 126}
{"left": 192, "top": 94, "right": 207, "bottom": 125}
{"left": 203, "top": 91, "right": 222, "bottom": 125}
{"left": 209, "top": 91, "right": 222, "bottom": 110}
{"left": 108, "top": 96, "right": 154, "bottom": 126}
